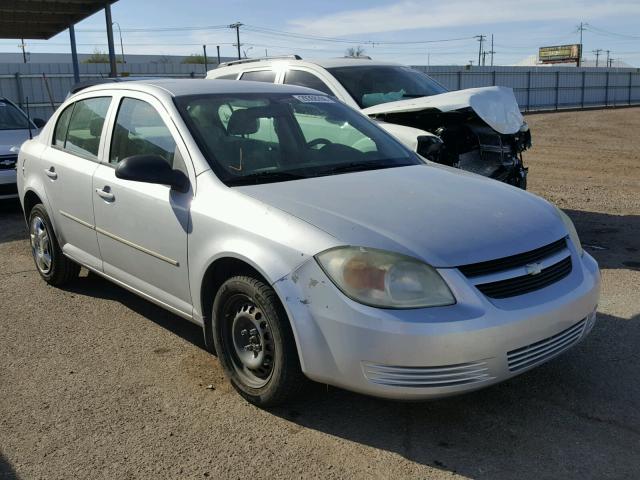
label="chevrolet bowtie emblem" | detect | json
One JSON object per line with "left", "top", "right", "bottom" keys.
{"left": 525, "top": 263, "right": 543, "bottom": 275}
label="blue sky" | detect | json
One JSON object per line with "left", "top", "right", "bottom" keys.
{"left": 1, "top": 0, "right": 639, "bottom": 66}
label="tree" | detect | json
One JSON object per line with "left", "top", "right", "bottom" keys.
{"left": 82, "top": 49, "right": 109, "bottom": 64}
{"left": 182, "top": 54, "right": 206, "bottom": 64}
{"left": 345, "top": 45, "right": 366, "bottom": 57}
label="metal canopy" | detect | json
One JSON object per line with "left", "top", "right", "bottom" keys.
{"left": 0, "top": 0, "right": 118, "bottom": 39}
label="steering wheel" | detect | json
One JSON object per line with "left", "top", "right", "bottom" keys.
{"left": 307, "top": 138, "right": 333, "bottom": 149}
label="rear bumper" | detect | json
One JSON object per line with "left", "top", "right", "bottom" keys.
{"left": 275, "top": 250, "right": 600, "bottom": 400}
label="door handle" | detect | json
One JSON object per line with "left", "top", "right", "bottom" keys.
{"left": 44, "top": 167, "right": 57, "bottom": 180}
{"left": 95, "top": 186, "right": 115, "bottom": 202}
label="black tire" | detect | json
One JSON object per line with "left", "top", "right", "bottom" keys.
{"left": 28, "top": 204, "right": 80, "bottom": 286}
{"left": 211, "top": 275, "right": 305, "bottom": 407}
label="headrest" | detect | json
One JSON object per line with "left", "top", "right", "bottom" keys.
{"left": 227, "top": 108, "right": 260, "bottom": 135}
{"left": 226, "top": 105, "right": 289, "bottom": 135}
{"left": 89, "top": 118, "right": 103, "bottom": 137}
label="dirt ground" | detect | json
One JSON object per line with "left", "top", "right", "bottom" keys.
{"left": 1, "top": 107, "right": 639, "bottom": 480}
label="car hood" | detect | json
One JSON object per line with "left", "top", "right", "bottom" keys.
{"left": 0, "top": 129, "right": 32, "bottom": 155}
{"left": 361, "top": 86, "right": 524, "bottom": 135}
{"left": 236, "top": 165, "right": 566, "bottom": 267}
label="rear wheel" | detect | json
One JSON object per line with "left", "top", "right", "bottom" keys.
{"left": 212, "top": 275, "right": 304, "bottom": 407}
{"left": 28, "top": 204, "right": 80, "bottom": 286}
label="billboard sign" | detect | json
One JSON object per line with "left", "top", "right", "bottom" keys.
{"left": 539, "top": 44, "right": 581, "bottom": 64}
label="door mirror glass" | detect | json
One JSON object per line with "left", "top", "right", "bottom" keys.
{"left": 115, "top": 154, "right": 190, "bottom": 193}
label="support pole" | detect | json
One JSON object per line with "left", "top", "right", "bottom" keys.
{"left": 69, "top": 25, "right": 80, "bottom": 83}
{"left": 203, "top": 45, "right": 208, "bottom": 73}
{"left": 216, "top": 45, "right": 221, "bottom": 64}
{"left": 104, "top": 2, "right": 117, "bottom": 77}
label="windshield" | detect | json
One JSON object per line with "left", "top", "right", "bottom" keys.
{"left": 327, "top": 65, "right": 448, "bottom": 109}
{"left": 175, "top": 93, "right": 422, "bottom": 186}
{"left": 0, "top": 99, "right": 30, "bottom": 130}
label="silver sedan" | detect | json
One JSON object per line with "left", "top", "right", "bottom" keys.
{"left": 17, "top": 79, "right": 600, "bottom": 406}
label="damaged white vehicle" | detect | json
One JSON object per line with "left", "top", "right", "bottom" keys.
{"left": 207, "top": 56, "right": 531, "bottom": 189}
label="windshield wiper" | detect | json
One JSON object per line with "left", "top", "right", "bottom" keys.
{"left": 401, "top": 93, "right": 428, "bottom": 98}
{"left": 226, "top": 171, "right": 307, "bottom": 186}
{"left": 317, "top": 160, "right": 409, "bottom": 176}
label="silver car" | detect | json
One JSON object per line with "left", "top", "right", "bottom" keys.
{"left": 1, "top": 97, "right": 44, "bottom": 200}
{"left": 17, "top": 80, "right": 600, "bottom": 407}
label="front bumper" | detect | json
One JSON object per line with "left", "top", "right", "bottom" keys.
{"left": 274, "top": 249, "right": 600, "bottom": 400}
{"left": 0, "top": 169, "right": 18, "bottom": 199}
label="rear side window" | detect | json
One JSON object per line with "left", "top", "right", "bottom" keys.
{"left": 53, "top": 104, "right": 74, "bottom": 147}
{"left": 239, "top": 70, "right": 276, "bottom": 83}
{"left": 64, "top": 97, "right": 111, "bottom": 159}
{"left": 284, "top": 70, "right": 333, "bottom": 95}
{"left": 109, "top": 98, "right": 177, "bottom": 166}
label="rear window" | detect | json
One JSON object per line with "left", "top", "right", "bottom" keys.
{"left": 239, "top": 70, "right": 276, "bottom": 83}
{"left": 60, "top": 97, "right": 111, "bottom": 160}
{"left": 215, "top": 73, "right": 238, "bottom": 80}
{"left": 284, "top": 70, "right": 333, "bottom": 95}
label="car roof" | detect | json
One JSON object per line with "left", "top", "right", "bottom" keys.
{"left": 209, "top": 57, "right": 403, "bottom": 74}
{"left": 72, "top": 78, "right": 326, "bottom": 99}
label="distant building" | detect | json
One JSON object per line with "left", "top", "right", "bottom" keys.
{"left": 512, "top": 54, "right": 632, "bottom": 68}
{"left": 0, "top": 52, "right": 234, "bottom": 64}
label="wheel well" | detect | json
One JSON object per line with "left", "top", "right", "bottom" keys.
{"left": 23, "top": 190, "right": 42, "bottom": 219}
{"left": 200, "top": 257, "right": 271, "bottom": 320}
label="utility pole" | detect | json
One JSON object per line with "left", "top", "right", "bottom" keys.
{"left": 19, "top": 38, "right": 27, "bottom": 63}
{"left": 490, "top": 34, "right": 495, "bottom": 66}
{"left": 593, "top": 49, "right": 602, "bottom": 67}
{"left": 605, "top": 50, "right": 610, "bottom": 67}
{"left": 482, "top": 51, "right": 487, "bottom": 66}
{"left": 229, "top": 22, "right": 243, "bottom": 60}
{"left": 577, "top": 22, "right": 587, "bottom": 67}
{"left": 475, "top": 35, "right": 486, "bottom": 67}
{"left": 203, "top": 45, "right": 208, "bottom": 72}
{"left": 216, "top": 45, "right": 221, "bottom": 64}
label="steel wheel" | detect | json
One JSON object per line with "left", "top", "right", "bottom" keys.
{"left": 222, "top": 294, "right": 275, "bottom": 388}
{"left": 30, "top": 215, "right": 52, "bottom": 274}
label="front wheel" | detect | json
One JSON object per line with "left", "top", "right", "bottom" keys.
{"left": 212, "top": 275, "right": 305, "bottom": 407}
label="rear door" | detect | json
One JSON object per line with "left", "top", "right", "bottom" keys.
{"left": 91, "top": 93, "right": 194, "bottom": 317}
{"left": 40, "top": 96, "right": 112, "bottom": 270}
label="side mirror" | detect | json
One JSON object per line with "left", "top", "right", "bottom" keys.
{"left": 32, "top": 118, "right": 46, "bottom": 128}
{"left": 115, "top": 154, "right": 190, "bottom": 193}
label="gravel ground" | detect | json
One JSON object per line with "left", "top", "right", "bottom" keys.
{"left": 1, "top": 107, "right": 639, "bottom": 480}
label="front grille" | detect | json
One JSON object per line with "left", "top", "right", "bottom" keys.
{"left": 0, "top": 183, "right": 18, "bottom": 196}
{"left": 507, "top": 318, "right": 586, "bottom": 372}
{"left": 459, "top": 238, "right": 567, "bottom": 277}
{"left": 475, "top": 256, "right": 572, "bottom": 299}
{"left": 0, "top": 154, "right": 18, "bottom": 171}
{"left": 362, "top": 361, "right": 493, "bottom": 388}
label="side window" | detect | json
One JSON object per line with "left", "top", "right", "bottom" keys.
{"left": 53, "top": 104, "right": 74, "bottom": 147}
{"left": 110, "top": 98, "right": 177, "bottom": 166}
{"left": 284, "top": 70, "right": 333, "bottom": 95}
{"left": 64, "top": 97, "right": 111, "bottom": 159}
{"left": 239, "top": 70, "right": 276, "bottom": 83}
{"left": 216, "top": 73, "right": 238, "bottom": 80}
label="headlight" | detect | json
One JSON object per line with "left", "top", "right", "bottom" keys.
{"left": 316, "top": 246, "right": 455, "bottom": 309}
{"left": 555, "top": 207, "right": 583, "bottom": 256}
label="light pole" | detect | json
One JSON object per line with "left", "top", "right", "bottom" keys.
{"left": 112, "top": 21, "right": 126, "bottom": 64}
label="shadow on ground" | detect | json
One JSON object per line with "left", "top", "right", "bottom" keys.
{"left": 60, "top": 271, "right": 640, "bottom": 479}
{"left": 0, "top": 200, "right": 25, "bottom": 245}
{"left": 566, "top": 208, "right": 640, "bottom": 270}
{"left": 0, "top": 452, "right": 19, "bottom": 480}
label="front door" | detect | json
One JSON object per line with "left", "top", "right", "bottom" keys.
{"left": 92, "top": 94, "right": 193, "bottom": 317}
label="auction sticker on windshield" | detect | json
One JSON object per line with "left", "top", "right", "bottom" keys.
{"left": 293, "top": 95, "right": 335, "bottom": 103}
